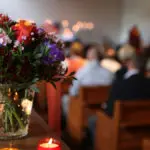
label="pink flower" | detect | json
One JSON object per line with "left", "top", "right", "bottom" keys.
{"left": 0, "top": 32, "right": 11, "bottom": 46}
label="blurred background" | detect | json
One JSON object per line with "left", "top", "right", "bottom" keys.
{"left": 1, "top": 1, "right": 150, "bottom": 150}
{"left": 1, "top": 0, "right": 148, "bottom": 45}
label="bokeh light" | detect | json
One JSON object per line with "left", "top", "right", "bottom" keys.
{"left": 62, "top": 20, "right": 69, "bottom": 28}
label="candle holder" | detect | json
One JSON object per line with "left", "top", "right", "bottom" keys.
{"left": 38, "top": 138, "right": 61, "bottom": 150}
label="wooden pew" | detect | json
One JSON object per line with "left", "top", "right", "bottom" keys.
{"left": 95, "top": 100, "right": 150, "bottom": 150}
{"left": 67, "top": 86, "right": 111, "bottom": 142}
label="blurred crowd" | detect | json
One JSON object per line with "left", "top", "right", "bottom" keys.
{"left": 61, "top": 26, "right": 150, "bottom": 146}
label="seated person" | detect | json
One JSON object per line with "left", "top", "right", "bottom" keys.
{"left": 115, "top": 44, "right": 136, "bottom": 80}
{"left": 88, "top": 45, "right": 150, "bottom": 144}
{"left": 105, "top": 56, "right": 150, "bottom": 116}
{"left": 65, "top": 41, "right": 86, "bottom": 75}
{"left": 62, "top": 44, "right": 114, "bottom": 116}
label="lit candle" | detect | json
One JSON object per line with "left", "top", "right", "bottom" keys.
{"left": 38, "top": 138, "right": 61, "bottom": 150}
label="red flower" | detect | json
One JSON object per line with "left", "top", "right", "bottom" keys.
{"left": 0, "top": 14, "right": 10, "bottom": 26}
{"left": 12, "top": 20, "right": 37, "bottom": 45}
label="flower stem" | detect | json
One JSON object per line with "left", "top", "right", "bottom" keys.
{"left": 12, "top": 110, "right": 24, "bottom": 129}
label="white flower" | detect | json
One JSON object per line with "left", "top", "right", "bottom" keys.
{"left": 7, "top": 38, "right": 12, "bottom": 44}
{"left": 14, "top": 40, "right": 20, "bottom": 48}
{"left": 0, "top": 35, "right": 11, "bottom": 46}
{"left": 60, "top": 61, "right": 68, "bottom": 74}
{"left": 21, "top": 99, "right": 33, "bottom": 115}
{"left": 21, "top": 46, "right": 24, "bottom": 51}
{"left": 0, "top": 38, "right": 4, "bottom": 44}
{"left": 31, "top": 32, "right": 34, "bottom": 36}
{"left": 32, "top": 37, "right": 35, "bottom": 41}
{"left": 62, "top": 60, "right": 68, "bottom": 69}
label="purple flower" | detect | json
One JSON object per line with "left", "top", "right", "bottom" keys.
{"left": 43, "top": 43, "right": 65, "bottom": 65}
{"left": 37, "top": 28, "right": 46, "bottom": 37}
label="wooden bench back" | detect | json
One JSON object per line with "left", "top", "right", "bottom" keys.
{"left": 112, "top": 100, "right": 150, "bottom": 150}
{"left": 79, "top": 86, "right": 111, "bottom": 105}
{"left": 67, "top": 85, "right": 111, "bottom": 142}
{"left": 114, "top": 100, "right": 150, "bottom": 127}
{"left": 95, "top": 100, "right": 150, "bottom": 150}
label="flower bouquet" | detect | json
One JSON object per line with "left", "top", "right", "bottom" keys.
{"left": 0, "top": 14, "right": 74, "bottom": 140}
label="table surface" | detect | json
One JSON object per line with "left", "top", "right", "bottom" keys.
{"left": 143, "top": 139, "right": 150, "bottom": 150}
{"left": 0, "top": 110, "right": 70, "bottom": 150}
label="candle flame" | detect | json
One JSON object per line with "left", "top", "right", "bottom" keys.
{"left": 48, "top": 138, "right": 53, "bottom": 144}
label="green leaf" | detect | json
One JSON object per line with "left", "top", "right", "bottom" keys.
{"left": 7, "top": 110, "right": 14, "bottom": 132}
{"left": 12, "top": 110, "right": 24, "bottom": 129}
{"left": 4, "top": 110, "right": 8, "bottom": 132}
{"left": 32, "top": 78, "right": 39, "bottom": 83}
{"left": 34, "top": 53, "right": 43, "bottom": 59}
{"left": 30, "top": 85, "right": 40, "bottom": 93}
{"left": 52, "top": 78, "right": 61, "bottom": 82}
{"left": 72, "top": 77, "right": 77, "bottom": 80}
{"left": 50, "top": 81, "right": 56, "bottom": 89}
{"left": 69, "top": 71, "right": 76, "bottom": 76}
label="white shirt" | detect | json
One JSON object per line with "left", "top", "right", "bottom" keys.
{"left": 69, "top": 60, "right": 114, "bottom": 96}
{"left": 124, "top": 69, "right": 139, "bottom": 79}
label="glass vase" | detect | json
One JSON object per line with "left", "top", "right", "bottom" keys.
{"left": 0, "top": 84, "right": 34, "bottom": 140}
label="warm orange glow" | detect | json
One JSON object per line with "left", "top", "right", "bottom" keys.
{"left": 62, "top": 20, "right": 69, "bottom": 28}
{"left": 17, "top": 19, "right": 34, "bottom": 24}
{"left": 39, "top": 138, "right": 59, "bottom": 149}
{"left": 62, "top": 27, "right": 74, "bottom": 39}
{"left": 62, "top": 28, "right": 73, "bottom": 37}
{"left": 88, "top": 22, "right": 94, "bottom": 29}
{"left": 64, "top": 28, "right": 70, "bottom": 33}
{"left": 72, "top": 25, "right": 80, "bottom": 32}
{"left": 76, "top": 21, "right": 83, "bottom": 28}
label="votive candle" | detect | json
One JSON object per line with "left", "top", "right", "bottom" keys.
{"left": 38, "top": 138, "right": 61, "bottom": 150}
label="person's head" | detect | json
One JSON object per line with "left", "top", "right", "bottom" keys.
{"left": 104, "top": 47, "right": 116, "bottom": 58}
{"left": 70, "top": 41, "right": 84, "bottom": 57}
{"left": 86, "top": 44, "right": 103, "bottom": 61}
{"left": 118, "top": 44, "right": 143, "bottom": 70}
{"left": 118, "top": 44, "right": 136, "bottom": 65}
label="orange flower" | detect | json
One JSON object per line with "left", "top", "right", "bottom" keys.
{"left": 12, "top": 20, "right": 36, "bottom": 44}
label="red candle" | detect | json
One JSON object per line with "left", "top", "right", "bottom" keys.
{"left": 38, "top": 138, "right": 61, "bottom": 150}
